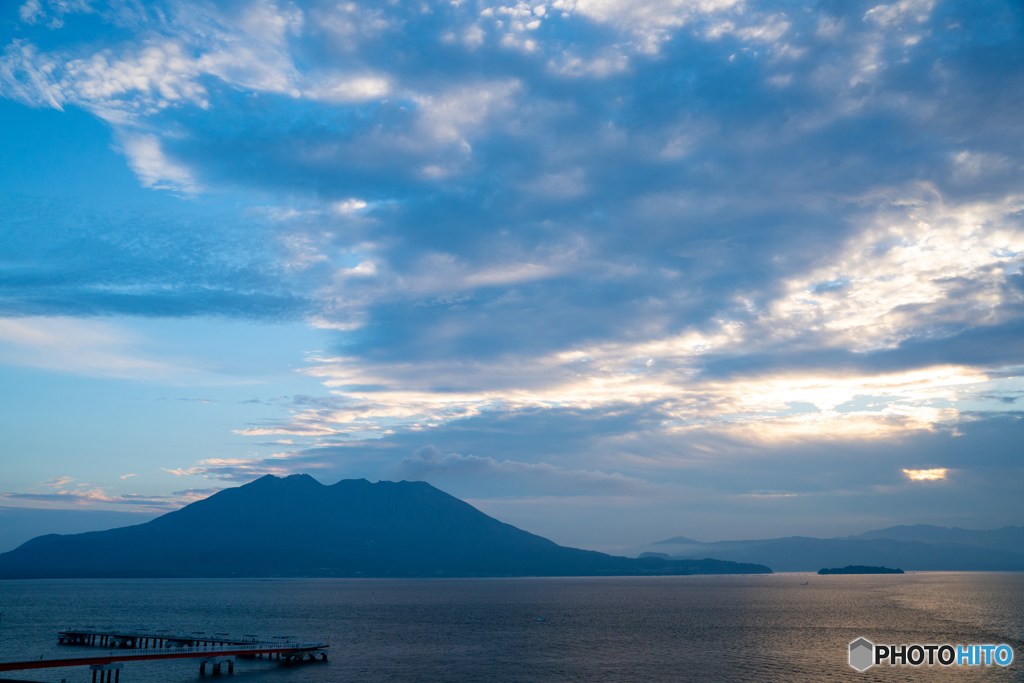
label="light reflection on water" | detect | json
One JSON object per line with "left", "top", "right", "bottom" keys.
{"left": 0, "top": 573, "right": 1020, "bottom": 682}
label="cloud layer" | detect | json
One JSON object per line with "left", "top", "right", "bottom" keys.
{"left": 2, "top": 0, "right": 1023, "bottom": 540}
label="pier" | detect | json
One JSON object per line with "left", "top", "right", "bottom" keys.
{"left": 0, "top": 630, "right": 328, "bottom": 679}
{"left": 57, "top": 628, "right": 262, "bottom": 650}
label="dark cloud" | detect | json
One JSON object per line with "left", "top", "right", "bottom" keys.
{"left": 1, "top": 0, "right": 1020, "bottom": 356}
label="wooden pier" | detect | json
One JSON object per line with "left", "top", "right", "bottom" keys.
{"left": 57, "top": 628, "right": 261, "bottom": 650}
{"left": 0, "top": 629, "right": 328, "bottom": 679}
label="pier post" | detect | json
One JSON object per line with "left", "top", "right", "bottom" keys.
{"left": 200, "top": 656, "right": 234, "bottom": 676}
{"left": 90, "top": 662, "right": 123, "bottom": 683}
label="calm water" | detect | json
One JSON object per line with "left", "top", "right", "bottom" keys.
{"left": 0, "top": 573, "right": 1021, "bottom": 682}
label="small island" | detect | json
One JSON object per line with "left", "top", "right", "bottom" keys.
{"left": 818, "top": 565, "right": 904, "bottom": 575}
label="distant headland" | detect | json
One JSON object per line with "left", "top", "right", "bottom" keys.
{"left": 817, "top": 565, "right": 904, "bottom": 575}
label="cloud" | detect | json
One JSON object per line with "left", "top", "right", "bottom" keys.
{"left": 414, "top": 80, "right": 523, "bottom": 147}
{"left": 903, "top": 468, "right": 947, "bottom": 481}
{"left": 18, "top": 1, "right": 44, "bottom": 25}
{"left": 0, "top": 317, "right": 199, "bottom": 380}
{"left": 163, "top": 456, "right": 330, "bottom": 481}
{"left": 396, "top": 445, "right": 655, "bottom": 495}
{"left": 303, "top": 75, "right": 390, "bottom": 103}
{"left": 551, "top": 0, "right": 745, "bottom": 53}
{"left": 765, "top": 188, "right": 1024, "bottom": 352}
{"left": 1, "top": 0, "right": 1023, "bottom": 535}
{"left": 40, "top": 476, "right": 76, "bottom": 488}
{"left": 0, "top": 485, "right": 221, "bottom": 513}
{"left": 864, "top": 0, "right": 934, "bottom": 28}
{"left": 119, "top": 133, "right": 199, "bottom": 192}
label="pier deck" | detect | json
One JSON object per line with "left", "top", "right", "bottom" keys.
{"left": 0, "top": 641, "right": 328, "bottom": 676}
{"left": 57, "top": 628, "right": 260, "bottom": 649}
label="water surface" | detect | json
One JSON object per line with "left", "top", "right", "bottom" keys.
{"left": 0, "top": 573, "right": 1020, "bottom": 682}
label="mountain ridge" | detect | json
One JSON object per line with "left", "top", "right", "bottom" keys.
{"left": 0, "top": 475, "right": 771, "bottom": 579}
{"left": 623, "top": 524, "right": 1024, "bottom": 572}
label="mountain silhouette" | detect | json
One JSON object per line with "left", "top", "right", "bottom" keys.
{"left": 625, "top": 525, "right": 1024, "bottom": 572}
{"left": 0, "top": 475, "right": 771, "bottom": 578}
{"left": 842, "top": 524, "right": 1024, "bottom": 552}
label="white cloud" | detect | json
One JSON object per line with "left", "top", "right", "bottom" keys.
{"left": 547, "top": 49, "right": 629, "bottom": 78}
{"left": 463, "top": 262, "right": 559, "bottom": 286}
{"left": 415, "top": 80, "right": 522, "bottom": 146}
{"left": 18, "top": 0, "right": 43, "bottom": 24}
{"left": 312, "top": 2, "right": 397, "bottom": 51}
{"left": 463, "top": 24, "right": 486, "bottom": 48}
{"left": 767, "top": 188, "right": 1024, "bottom": 351}
{"left": 119, "top": 133, "right": 199, "bottom": 193}
{"left": 164, "top": 457, "right": 329, "bottom": 481}
{"left": 66, "top": 41, "right": 208, "bottom": 117}
{"left": 864, "top": 0, "right": 934, "bottom": 28}
{"left": 0, "top": 40, "right": 67, "bottom": 110}
{"left": 0, "top": 2, "right": 384, "bottom": 129}
{"left": 280, "top": 233, "right": 330, "bottom": 270}
{"left": 0, "top": 484, "right": 221, "bottom": 512}
{"left": 333, "top": 199, "right": 368, "bottom": 214}
{"left": 551, "top": 0, "right": 745, "bottom": 53}
{"left": 734, "top": 14, "right": 789, "bottom": 42}
{"left": 304, "top": 75, "right": 390, "bottom": 102}
{"left": 0, "top": 317, "right": 199, "bottom": 380}
{"left": 340, "top": 261, "right": 378, "bottom": 278}
{"left": 903, "top": 468, "right": 947, "bottom": 481}
{"left": 265, "top": 340, "right": 993, "bottom": 447}
{"left": 252, "top": 189, "right": 1024, "bottom": 446}
{"left": 16, "top": 0, "right": 92, "bottom": 28}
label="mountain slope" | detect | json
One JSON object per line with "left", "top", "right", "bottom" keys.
{"left": 0, "top": 475, "right": 771, "bottom": 578}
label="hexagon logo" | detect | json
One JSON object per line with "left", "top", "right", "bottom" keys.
{"left": 849, "top": 638, "right": 874, "bottom": 671}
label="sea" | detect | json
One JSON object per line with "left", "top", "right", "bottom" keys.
{"left": 0, "top": 573, "right": 1021, "bottom": 682}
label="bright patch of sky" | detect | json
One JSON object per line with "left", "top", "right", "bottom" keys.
{"left": 1, "top": 0, "right": 1022, "bottom": 548}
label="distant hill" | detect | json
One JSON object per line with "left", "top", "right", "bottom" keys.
{"left": 652, "top": 536, "right": 702, "bottom": 545}
{"left": 843, "top": 524, "right": 1024, "bottom": 553}
{"left": 0, "top": 475, "right": 771, "bottom": 579}
{"left": 621, "top": 525, "right": 1024, "bottom": 572}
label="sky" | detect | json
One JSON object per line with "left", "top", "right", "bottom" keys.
{"left": 0, "top": 0, "right": 1022, "bottom": 553}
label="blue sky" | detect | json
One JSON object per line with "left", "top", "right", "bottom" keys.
{"left": 1, "top": 0, "right": 1022, "bottom": 552}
